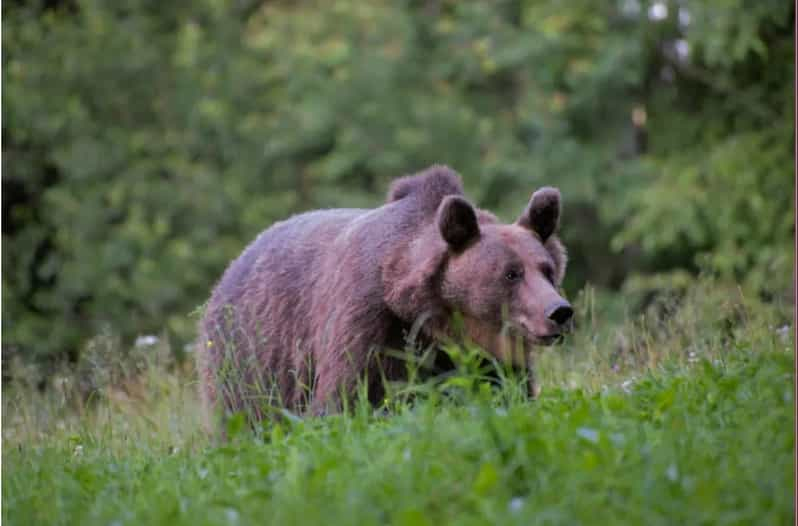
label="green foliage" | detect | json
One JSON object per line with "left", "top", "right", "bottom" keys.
{"left": 616, "top": 125, "right": 794, "bottom": 295}
{"left": 612, "top": 1, "right": 795, "bottom": 296}
{"left": 3, "top": 284, "right": 794, "bottom": 524}
{"left": 2, "top": 1, "right": 794, "bottom": 360}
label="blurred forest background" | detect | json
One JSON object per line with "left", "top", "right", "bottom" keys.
{"left": 2, "top": 0, "right": 794, "bottom": 372}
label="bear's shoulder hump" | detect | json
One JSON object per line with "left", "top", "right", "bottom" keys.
{"left": 386, "top": 165, "right": 464, "bottom": 206}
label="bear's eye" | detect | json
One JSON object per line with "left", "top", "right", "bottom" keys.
{"left": 505, "top": 267, "right": 524, "bottom": 283}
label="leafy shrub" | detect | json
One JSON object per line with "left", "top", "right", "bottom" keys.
{"left": 3, "top": 0, "right": 793, "bottom": 362}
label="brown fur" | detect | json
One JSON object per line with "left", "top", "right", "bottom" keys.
{"left": 197, "top": 165, "right": 568, "bottom": 426}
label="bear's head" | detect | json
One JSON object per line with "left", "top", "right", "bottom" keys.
{"left": 435, "top": 189, "right": 570, "bottom": 363}
{"left": 384, "top": 167, "right": 570, "bottom": 365}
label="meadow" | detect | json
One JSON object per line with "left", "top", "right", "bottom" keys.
{"left": 3, "top": 2, "right": 794, "bottom": 525}
{"left": 2, "top": 281, "right": 794, "bottom": 525}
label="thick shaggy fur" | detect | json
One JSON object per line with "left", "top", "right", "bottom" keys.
{"left": 198, "top": 165, "right": 567, "bottom": 425}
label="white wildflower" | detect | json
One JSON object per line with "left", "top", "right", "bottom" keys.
{"left": 648, "top": 1, "right": 667, "bottom": 20}
{"left": 134, "top": 335, "right": 159, "bottom": 347}
{"left": 621, "top": 379, "right": 635, "bottom": 394}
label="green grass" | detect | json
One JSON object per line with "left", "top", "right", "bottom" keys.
{"left": 2, "top": 282, "right": 795, "bottom": 525}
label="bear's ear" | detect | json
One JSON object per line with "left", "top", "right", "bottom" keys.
{"left": 437, "top": 195, "right": 480, "bottom": 249}
{"left": 517, "top": 187, "right": 561, "bottom": 242}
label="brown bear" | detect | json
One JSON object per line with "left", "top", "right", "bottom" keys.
{"left": 197, "top": 165, "right": 570, "bottom": 425}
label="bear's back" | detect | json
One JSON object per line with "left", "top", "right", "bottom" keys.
{"left": 207, "top": 208, "right": 367, "bottom": 310}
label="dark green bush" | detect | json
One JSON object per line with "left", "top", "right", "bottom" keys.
{"left": 2, "top": 0, "right": 793, "bottom": 362}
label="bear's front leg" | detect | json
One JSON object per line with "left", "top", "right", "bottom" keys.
{"left": 525, "top": 354, "right": 540, "bottom": 399}
{"left": 309, "top": 318, "right": 389, "bottom": 416}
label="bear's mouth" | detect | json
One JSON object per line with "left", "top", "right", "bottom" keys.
{"left": 509, "top": 318, "right": 566, "bottom": 347}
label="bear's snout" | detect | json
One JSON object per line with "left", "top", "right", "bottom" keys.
{"left": 545, "top": 301, "right": 573, "bottom": 327}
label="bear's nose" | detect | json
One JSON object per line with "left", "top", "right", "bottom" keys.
{"left": 545, "top": 301, "right": 573, "bottom": 326}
